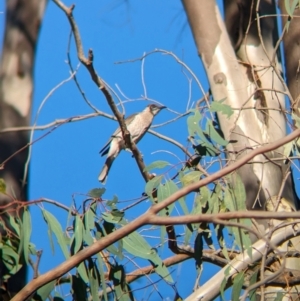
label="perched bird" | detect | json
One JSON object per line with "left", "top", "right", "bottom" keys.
{"left": 98, "top": 104, "right": 166, "bottom": 183}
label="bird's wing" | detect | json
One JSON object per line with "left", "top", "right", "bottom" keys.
{"left": 99, "top": 113, "right": 137, "bottom": 156}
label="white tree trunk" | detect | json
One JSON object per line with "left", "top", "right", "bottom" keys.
{"left": 182, "top": 0, "right": 300, "bottom": 299}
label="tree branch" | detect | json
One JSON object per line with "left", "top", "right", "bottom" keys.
{"left": 11, "top": 127, "right": 300, "bottom": 301}
{"left": 52, "top": 0, "right": 150, "bottom": 182}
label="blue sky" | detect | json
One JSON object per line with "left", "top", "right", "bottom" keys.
{"left": 0, "top": 1, "right": 227, "bottom": 300}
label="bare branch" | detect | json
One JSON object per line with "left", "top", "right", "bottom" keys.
{"left": 52, "top": 0, "right": 150, "bottom": 182}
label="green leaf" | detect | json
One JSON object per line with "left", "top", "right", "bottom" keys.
{"left": 199, "top": 187, "right": 209, "bottom": 208}
{"left": 210, "top": 98, "right": 233, "bottom": 118}
{"left": 42, "top": 209, "right": 69, "bottom": 259}
{"left": 83, "top": 227, "right": 94, "bottom": 247}
{"left": 178, "top": 196, "right": 189, "bottom": 215}
{"left": 96, "top": 253, "right": 108, "bottom": 301}
{"left": 193, "top": 142, "right": 220, "bottom": 157}
{"left": 32, "top": 281, "right": 55, "bottom": 301}
{"left": 22, "top": 207, "right": 31, "bottom": 265}
{"left": 106, "top": 195, "right": 118, "bottom": 208}
{"left": 157, "top": 180, "right": 178, "bottom": 215}
{"left": 225, "top": 174, "right": 246, "bottom": 211}
{"left": 220, "top": 266, "right": 231, "bottom": 301}
{"left": 88, "top": 259, "right": 100, "bottom": 301}
{"left": 29, "top": 243, "right": 37, "bottom": 256}
{"left": 71, "top": 215, "right": 84, "bottom": 254}
{"left": 84, "top": 207, "right": 96, "bottom": 231}
{"left": 2, "top": 244, "right": 22, "bottom": 277}
{"left": 208, "top": 184, "right": 221, "bottom": 215}
{"left": 205, "top": 120, "right": 228, "bottom": 146}
{"left": 110, "top": 265, "right": 132, "bottom": 301}
{"left": 249, "top": 270, "right": 258, "bottom": 301}
{"left": 144, "top": 160, "right": 170, "bottom": 172}
{"left": 216, "top": 225, "right": 229, "bottom": 261}
{"left": 145, "top": 175, "right": 163, "bottom": 201}
{"left": 8, "top": 214, "right": 20, "bottom": 237}
{"left": 184, "top": 192, "right": 205, "bottom": 244}
{"left": 88, "top": 188, "right": 106, "bottom": 198}
{"left": 232, "top": 271, "right": 244, "bottom": 301}
{"left": 122, "top": 229, "right": 173, "bottom": 283}
{"left": 83, "top": 210, "right": 95, "bottom": 247}
{"left": 184, "top": 189, "right": 210, "bottom": 245}
{"left": 224, "top": 186, "right": 251, "bottom": 254}
{"left": 106, "top": 241, "right": 123, "bottom": 260}
{"left": 181, "top": 171, "right": 201, "bottom": 186}
{"left": 102, "top": 210, "right": 124, "bottom": 224}
{"left": 225, "top": 175, "right": 252, "bottom": 257}
{"left": 77, "top": 261, "right": 89, "bottom": 284}
{"left": 187, "top": 111, "right": 212, "bottom": 146}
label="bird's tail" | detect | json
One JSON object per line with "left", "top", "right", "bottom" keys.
{"left": 98, "top": 157, "right": 114, "bottom": 183}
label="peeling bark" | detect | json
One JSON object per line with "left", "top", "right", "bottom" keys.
{"left": 183, "top": 0, "right": 300, "bottom": 299}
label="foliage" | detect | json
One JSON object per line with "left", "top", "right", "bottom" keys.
{"left": 2, "top": 0, "right": 300, "bottom": 301}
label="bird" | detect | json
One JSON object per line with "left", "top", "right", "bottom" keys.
{"left": 98, "top": 104, "right": 166, "bottom": 183}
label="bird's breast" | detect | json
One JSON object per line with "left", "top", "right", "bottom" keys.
{"left": 127, "top": 114, "right": 151, "bottom": 142}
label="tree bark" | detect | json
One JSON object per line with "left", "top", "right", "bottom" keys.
{"left": 279, "top": 0, "right": 300, "bottom": 111}
{"left": 182, "top": 0, "right": 300, "bottom": 299}
{"left": 0, "top": 0, "right": 47, "bottom": 298}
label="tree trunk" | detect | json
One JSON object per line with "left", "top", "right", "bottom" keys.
{"left": 182, "top": 0, "right": 300, "bottom": 299}
{"left": 278, "top": 0, "right": 300, "bottom": 111}
{"left": 0, "top": 0, "right": 47, "bottom": 298}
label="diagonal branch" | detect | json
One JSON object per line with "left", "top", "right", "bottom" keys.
{"left": 52, "top": 0, "right": 150, "bottom": 182}
{"left": 11, "top": 128, "right": 300, "bottom": 301}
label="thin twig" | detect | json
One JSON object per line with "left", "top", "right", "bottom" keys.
{"left": 52, "top": 0, "right": 150, "bottom": 182}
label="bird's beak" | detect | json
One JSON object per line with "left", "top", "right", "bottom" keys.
{"left": 159, "top": 105, "right": 167, "bottom": 110}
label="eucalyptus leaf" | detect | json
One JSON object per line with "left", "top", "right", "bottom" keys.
{"left": 22, "top": 207, "right": 31, "bottom": 265}
{"left": 8, "top": 215, "right": 20, "bottom": 236}
{"left": 110, "top": 265, "right": 132, "bottom": 301}
{"left": 96, "top": 253, "right": 108, "bottom": 301}
{"left": 42, "top": 209, "right": 69, "bottom": 259}
{"left": 145, "top": 175, "right": 163, "bottom": 201}
{"left": 181, "top": 171, "right": 201, "bottom": 186}
{"left": 206, "top": 119, "right": 228, "bottom": 146}
{"left": 144, "top": 160, "right": 170, "bottom": 172}
{"left": 71, "top": 215, "right": 84, "bottom": 254}
{"left": 157, "top": 180, "right": 178, "bottom": 215}
{"left": 88, "top": 188, "right": 106, "bottom": 198}
{"left": 87, "top": 259, "right": 100, "bottom": 301}
{"left": 102, "top": 210, "right": 124, "bottom": 224}
{"left": 77, "top": 261, "right": 89, "bottom": 284}
{"left": 249, "top": 270, "right": 258, "bottom": 301}
{"left": 123, "top": 230, "right": 173, "bottom": 283}
{"left": 210, "top": 98, "right": 233, "bottom": 118}
{"left": 32, "top": 281, "right": 55, "bottom": 301}
{"left": 232, "top": 271, "right": 244, "bottom": 301}
{"left": 2, "top": 244, "right": 21, "bottom": 276}
{"left": 220, "top": 266, "right": 231, "bottom": 301}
